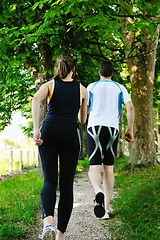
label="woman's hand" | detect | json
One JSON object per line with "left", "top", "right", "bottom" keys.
{"left": 33, "top": 129, "right": 43, "bottom": 146}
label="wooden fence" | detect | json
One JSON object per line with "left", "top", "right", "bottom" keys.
{"left": 0, "top": 148, "right": 39, "bottom": 175}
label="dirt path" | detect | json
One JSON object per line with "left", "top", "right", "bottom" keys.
{"left": 25, "top": 169, "right": 114, "bottom": 240}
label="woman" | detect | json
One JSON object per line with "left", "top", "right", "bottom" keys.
{"left": 32, "top": 53, "right": 88, "bottom": 240}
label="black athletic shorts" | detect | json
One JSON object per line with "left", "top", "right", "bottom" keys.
{"left": 87, "top": 126, "right": 119, "bottom": 166}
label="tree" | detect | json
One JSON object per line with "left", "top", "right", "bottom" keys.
{"left": 0, "top": 0, "right": 159, "bottom": 166}
{"left": 120, "top": 0, "right": 159, "bottom": 166}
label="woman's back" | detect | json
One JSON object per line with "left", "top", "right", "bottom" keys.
{"left": 44, "top": 77, "right": 80, "bottom": 125}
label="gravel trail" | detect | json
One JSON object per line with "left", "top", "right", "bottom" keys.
{"left": 24, "top": 169, "right": 114, "bottom": 240}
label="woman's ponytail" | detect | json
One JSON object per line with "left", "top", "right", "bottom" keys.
{"left": 58, "top": 60, "right": 68, "bottom": 79}
{"left": 54, "top": 53, "right": 75, "bottom": 80}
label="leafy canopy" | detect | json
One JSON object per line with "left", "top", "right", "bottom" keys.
{"left": 0, "top": 0, "right": 159, "bottom": 130}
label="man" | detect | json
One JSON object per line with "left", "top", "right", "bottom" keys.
{"left": 87, "top": 60, "right": 134, "bottom": 219}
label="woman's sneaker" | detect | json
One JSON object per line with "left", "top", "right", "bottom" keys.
{"left": 39, "top": 224, "right": 55, "bottom": 240}
{"left": 94, "top": 191, "right": 105, "bottom": 218}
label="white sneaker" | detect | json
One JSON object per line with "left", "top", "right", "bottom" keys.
{"left": 101, "top": 210, "right": 110, "bottom": 220}
{"left": 39, "top": 225, "right": 55, "bottom": 240}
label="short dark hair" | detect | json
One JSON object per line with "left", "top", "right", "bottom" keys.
{"left": 99, "top": 60, "right": 113, "bottom": 77}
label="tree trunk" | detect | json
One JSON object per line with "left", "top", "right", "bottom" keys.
{"left": 121, "top": 18, "right": 159, "bottom": 167}
{"left": 79, "top": 123, "right": 88, "bottom": 160}
{"left": 35, "top": 42, "right": 54, "bottom": 125}
{"left": 117, "top": 112, "right": 125, "bottom": 158}
{"left": 35, "top": 43, "right": 53, "bottom": 175}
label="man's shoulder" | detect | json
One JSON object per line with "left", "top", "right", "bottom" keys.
{"left": 87, "top": 81, "right": 98, "bottom": 90}
{"left": 111, "top": 81, "right": 127, "bottom": 91}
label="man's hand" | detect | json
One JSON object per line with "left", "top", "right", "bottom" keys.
{"left": 124, "top": 129, "right": 133, "bottom": 142}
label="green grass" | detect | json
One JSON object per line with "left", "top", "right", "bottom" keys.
{"left": 1, "top": 157, "right": 160, "bottom": 239}
{"left": 107, "top": 157, "right": 160, "bottom": 240}
{"left": 0, "top": 159, "right": 89, "bottom": 239}
{"left": 0, "top": 170, "right": 43, "bottom": 240}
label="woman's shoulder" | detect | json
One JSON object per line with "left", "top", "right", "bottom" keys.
{"left": 80, "top": 83, "right": 87, "bottom": 90}
{"left": 45, "top": 78, "right": 55, "bottom": 87}
{"left": 80, "top": 83, "right": 88, "bottom": 98}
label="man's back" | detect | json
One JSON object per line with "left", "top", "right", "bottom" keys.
{"left": 87, "top": 80, "right": 131, "bottom": 130}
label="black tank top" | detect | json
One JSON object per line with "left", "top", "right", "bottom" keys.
{"left": 44, "top": 78, "right": 80, "bottom": 125}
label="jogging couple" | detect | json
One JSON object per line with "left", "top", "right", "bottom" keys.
{"left": 32, "top": 52, "right": 134, "bottom": 240}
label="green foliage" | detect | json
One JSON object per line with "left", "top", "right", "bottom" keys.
{"left": 0, "top": 158, "right": 10, "bottom": 175}
{"left": 76, "top": 156, "right": 89, "bottom": 171}
{"left": 107, "top": 157, "right": 160, "bottom": 240}
{"left": 3, "top": 139, "right": 20, "bottom": 148}
{"left": 0, "top": 0, "right": 159, "bottom": 130}
{"left": 21, "top": 120, "right": 34, "bottom": 138}
{"left": 0, "top": 64, "right": 35, "bottom": 130}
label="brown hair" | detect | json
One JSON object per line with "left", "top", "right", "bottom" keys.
{"left": 54, "top": 53, "right": 75, "bottom": 79}
{"left": 99, "top": 60, "right": 113, "bottom": 77}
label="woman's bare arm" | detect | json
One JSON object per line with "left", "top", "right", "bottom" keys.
{"left": 78, "top": 84, "right": 88, "bottom": 124}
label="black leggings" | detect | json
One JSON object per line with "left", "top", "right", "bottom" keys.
{"left": 38, "top": 121, "right": 81, "bottom": 233}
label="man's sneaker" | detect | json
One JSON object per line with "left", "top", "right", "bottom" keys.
{"left": 39, "top": 224, "right": 55, "bottom": 240}
{"left": 94, "top": 191, "right": 105, "bottom": 218}
{"left": 101, "top": 210, "right": 110, "bottom": 220}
